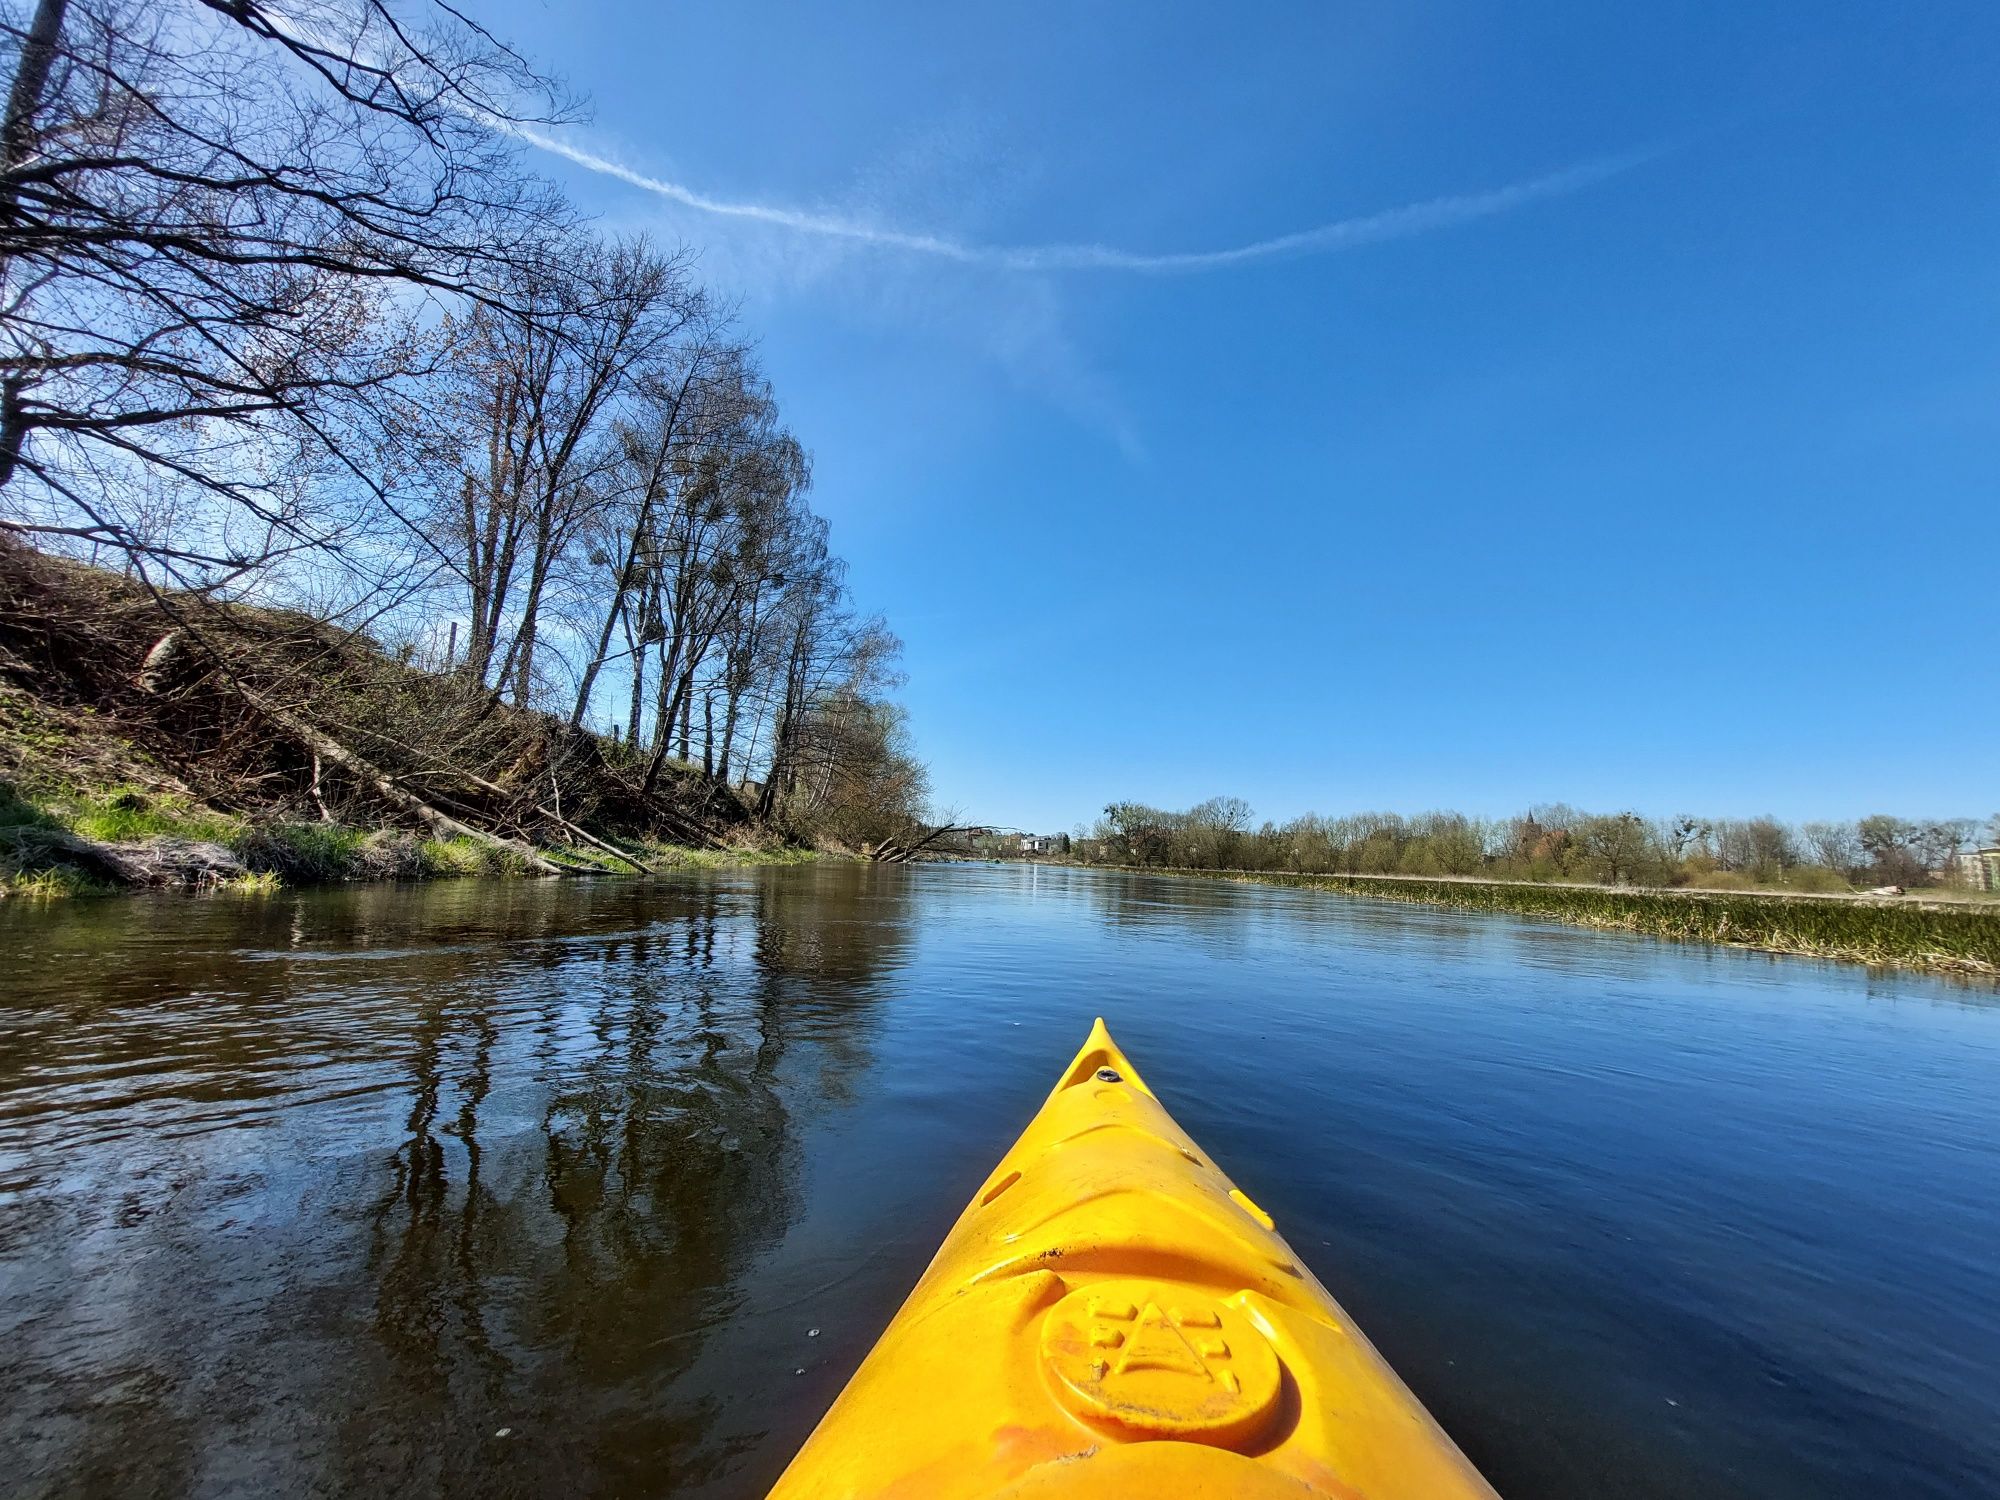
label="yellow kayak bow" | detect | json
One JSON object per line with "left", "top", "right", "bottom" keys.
{"left": 770, "top": 1018, "right": 1498, "bottom": 1498}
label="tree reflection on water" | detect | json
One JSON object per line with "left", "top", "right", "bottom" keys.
{"left": 351, "top": 868, "right": 912, "bottom": 1495}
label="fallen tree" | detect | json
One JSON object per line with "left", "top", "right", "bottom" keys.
{"left": 0, "top": 823, "right": 245, "bottom": 887}
{"left": 224, "top": 677, "right": 569, "bottom": 878}
{"left": 0, "top": 540, "right": 752, "bottom": 880}
{"left": 871, "top": 822, "right": 979, "bottom": 863}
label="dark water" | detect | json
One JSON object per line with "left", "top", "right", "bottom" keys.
{"left": 2, "top": 865, "right": 1997, "bottom": 1499}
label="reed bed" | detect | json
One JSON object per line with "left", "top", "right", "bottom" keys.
{"left": 1168, "top": 870, "right": 2000, "bottom": 976}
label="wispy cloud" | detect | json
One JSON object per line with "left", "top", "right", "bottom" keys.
{"left": 508, "top": 123, "right": 1658, "bottom": 275}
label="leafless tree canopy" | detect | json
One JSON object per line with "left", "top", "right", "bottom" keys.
{"left": 0, "top": 0, "right": 584, "bottom": 583}
{"left": 1078, "top": 800, "right": 1993, "bottom": 892}
{"left": 0, "top": 0, "right": 930, "bottom": 847}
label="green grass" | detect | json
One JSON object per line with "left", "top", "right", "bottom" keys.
{"left": 235, "top": 821, "right": 366, "bottom": 881}
{"left": 1767, "top": 866, "right": 1857, "bottom": 895}
{"left": 0, "top": 774, "right": 821, "bottom": 896}
{"left": 417, "top": 835, "right": 520, "bottom": 878}
{"left": 3, "top": 780, "right": 241, "bottom": 845}
{"left": 0, "top": 782, "right": 55, "bottom": 831}
{"left": 635, "top": 841, "right": 823, "bottom": 869}
{"left": 1685, "top": 869, "right": 1861, "bottom": 895}
{"left": 1, "top": 783, "right": 174, "bottom": 899}
{"left": 1168, "top": 870, "right": 2000, "bottom": 976}
{"left": 232, "top": 826, "right": 533, "bottom": 883}
{"left": 2, "top": 864, "right": 109, "bottom": 899}
{"left": 68, "top": 789, "right": 240, "bottom": 845}
{"left": 542, "top": 843, "right": 628, "bottom": 873}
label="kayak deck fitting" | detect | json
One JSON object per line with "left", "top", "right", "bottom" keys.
{"left": 770, "top": 1018, "right": 1497, "bottom": 1498}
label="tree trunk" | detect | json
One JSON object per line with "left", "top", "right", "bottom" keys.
{"left": 568, "top": 379, "right": 686, "bottom": 727}
{"left": 640, "top": 637, "right": 676, "bottom": 794}
{"left": 503, "top": 532, "right": 554, "bottom": 705}
{"left": 659, "top": 626, "right": 689, "bottom": 763}
{"left": 716, "top": 682, "right": 741, "bottom": 783}
{"left": 239, "top": 690, "right": 568, "bottom": 876}
{"left": 0, "top": 0, "right": 68, "bottom": 242}
{"left": 0, "top": 0, "right": 70, "bottom": 490}
{"left": 463, "top": 377, "right": 528, "bottom": 689}
{"left": 623, "top": 602, "right": 645, "bottom": 748}
{"left": 757, "top": 619, "right": 812, "bottom": 821}
{"left": 756, "top": 694, "right": 793, "bottom": 821}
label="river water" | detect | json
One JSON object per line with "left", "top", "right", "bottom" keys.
{"left": 2, "top": 863, "right": 1996, "bottom": 1498}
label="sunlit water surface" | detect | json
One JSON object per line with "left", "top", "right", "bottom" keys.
{"left": 2, "top": 864, "right": 1997, "bottom": 1498}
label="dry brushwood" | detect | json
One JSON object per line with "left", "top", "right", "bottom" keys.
{"left": 0, "top": 540, "right": 747, "bottom": 861}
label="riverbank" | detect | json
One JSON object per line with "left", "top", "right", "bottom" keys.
{"left": 0, "top": 778, "right": 821, "bottom": 899}
{"left": 0, "top": 710, "right": 818, "bottom": 899}
{"left": 0, "top": 542, "right": 836, "bottom": 898}
{"left": 1109, "top": 866, "right": 2000, "bottom": 975}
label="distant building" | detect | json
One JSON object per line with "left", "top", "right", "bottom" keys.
{"left": 1949, "top": 848, "right": 2000, "bottom": 892}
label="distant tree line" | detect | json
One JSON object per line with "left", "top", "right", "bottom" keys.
{"left": 0, "top": 0, "right": 926, "bottom": 843}
{"left": 1074, "top": 800, "right": 2000, "bottom": 893}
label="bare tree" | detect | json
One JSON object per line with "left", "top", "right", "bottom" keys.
{"left": 1660, "top": 815, "right": 1708, "bottom": 863}
{"left": 792, "top": 692, "right": 929, "bottom": 847}
{"left": 1801, "top": 820, "right": 1861, "bottom": 879}
{"left": 638, "top": 359, "right": 807, "bottom": 762}
{"left": 747, "top": 567, "right": 898, "bottom": 820}
{"left": 565, "top": 307, "right": 737, "bottom": 729}
{"left": 1575, "top": 811, "right": 1659, "bottom": 885}
{"left": 0, "top": 3, "right": 929, "bottom": 858}
{"left": 0, "top": 0, "right": 575, "bottom": 587}
{"left": 431, "top": 234, "right": 695, "bottom": 700}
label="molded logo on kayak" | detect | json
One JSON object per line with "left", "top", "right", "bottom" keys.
{"left": 1039, "top": 1277, "right": 1282, "bottom": 1448}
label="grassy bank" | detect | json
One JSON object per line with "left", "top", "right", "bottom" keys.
{"left": 0, "top": 779, "right": 821, "bottom": 900}
{"left": 0, "top": 543, "right": 834, "bottom": 900}
{"left": 1137, "top": 867, "right": 2000, "bottom": 976}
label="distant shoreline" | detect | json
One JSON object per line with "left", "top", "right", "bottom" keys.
{"left": 1096, "top": 863, "right": 1998, "bottom": 906}
{"left": 1069, "top": 865, "right": 2000, "bottom": 976}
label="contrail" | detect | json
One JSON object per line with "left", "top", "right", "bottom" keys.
{"left": 512, "top": 125, "right": 990, "bottom": 263}
{"left": 509, "top": 123, "right": 1658, "bottom": 275}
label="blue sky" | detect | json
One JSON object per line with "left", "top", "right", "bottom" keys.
{"left": 483, "top": 1, "right": 1997, "bottom": 833}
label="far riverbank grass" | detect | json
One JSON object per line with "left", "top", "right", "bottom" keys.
{"left": 1134, "top": 867, "right": 2000, "bottom": 976}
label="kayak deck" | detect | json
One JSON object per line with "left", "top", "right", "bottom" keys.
{"left": 769, "top": 1018, "right": 1497, "bottom": 1498}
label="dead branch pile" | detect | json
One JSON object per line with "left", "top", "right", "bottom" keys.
{"left": 0, "top": 541, "right": 749, "bottom": 859}
{"left": 0, "top": 823, "right": 245, "bottom": 887}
